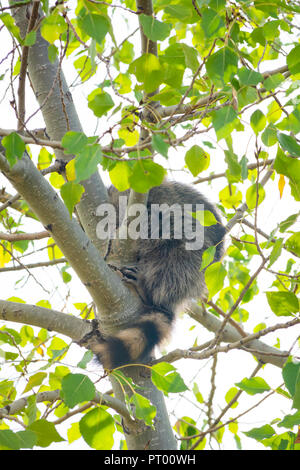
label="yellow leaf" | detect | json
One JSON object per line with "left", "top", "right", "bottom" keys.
{"left": 278, "top": 174, "right": 285, "bottom": 199}
{"left": 47, "top": 237, "right": 64, "bottom": 260}
{"left": 37, "top": 147, "right": 53, "bottom": 171}
{"left": 267, "top": 100, "right": 282, "bottom": 123}
{"left": 36, "top": 346, "right": 44, "bottom": 357}
{"left": 49, "top": 172, "right": 65, "bottom": 189}
{"left": 118, "top": 127, "right": 139, "bottom": 146}
{"left": 0, "top": 244, "right": 11, "bottom": 267}
{"left": 66, "top": 159, "right": 76, "bottom": 182}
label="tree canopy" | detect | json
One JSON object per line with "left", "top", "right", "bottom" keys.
{"left": 0, "top": 0, "right": 299, "bottom": 451}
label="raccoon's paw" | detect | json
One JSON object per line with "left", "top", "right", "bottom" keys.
{"left": 107, "top": 264, "right": 138, "bottom": 281}
{"left": 119, "top": 266, "right": 138, "bottom": 281}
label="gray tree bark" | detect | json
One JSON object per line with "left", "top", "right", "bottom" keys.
{"left": 3, "top": 0, "right": 178, "bottom": 450}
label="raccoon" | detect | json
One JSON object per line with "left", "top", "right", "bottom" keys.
{"left": 93, "top": 181, "right": 225, "bottom": 369}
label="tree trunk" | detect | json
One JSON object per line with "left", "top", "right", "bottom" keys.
{"left": 9, "top": 0, "right": 177, "bottom": 450}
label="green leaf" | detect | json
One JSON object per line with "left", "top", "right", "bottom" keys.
{"left": 279, "top": 213, "right": 298, "bottom": 233}
{"left": 88, "top": 89, "right": 114, "bottom": 117}
{"left": 266, "top": 291, "right": 299, "bottom": 317}
{"left": 114, "top": 40, "right": 134, "bottom": 65}
{"left": 238, "top": 67, "right": 263, "bottom": 86}
{"left": 129, "top": 53, "right": 164, "bottom": 93}
{"left": 282, "top": 358, "right": 300, "bottom": 398}
{"left": 2, "top": 132, "right": 25, "bottom": 167}
{"left": 285, "top": 232, "right": 300, "bottom": 257}
{"left": 181, "top": 43, "right": 199, "bottom": 72}
{"left": 268, "top": 238, "right": 284, "bottom": 267}
{"left": 139, "top": 14, "right": 171, "bottom": 41}
{"left": 250, "top": 109, "right": 266, "bottom": 134}
{"left": 161, "top": 43, "right": 185, "bottom": 67}
{"left": 0, "top": 13, "right": 21, "bottom": 43}
{"left": 192, "top": 382, "right": 204, "bottom": 404}
{"left": 273, "top": 149, "right": 300, "bottom": 201}
{"left": 48, "top": 44, "right": 58, "bottom": 63}
{"left": 77, "top": 350, "right": 94, "bottom": 369}
{"left": 14, "top": 430, "right": 37, "bottom": 449}
{"left": 128, "top": 160, "right": 165, "bottom": 193}
{"left": 204, "top": 261, "right": 226, "bottom": 300}
{"left": 151, "top": 362, "right": 188, "bottom": 396}
{"left": 130, "top": 393, "right": 156, "bottom": 428}
{"left": 20, "top": 325, "right": 34, "bottom": 347}
{"left": 23, "top": 30, "right": 36, "bottom": 46}
{"left": 192, "top": 210, "right": 218, "bottom": 227}
{"left": 244, "top": 424, "right": 275, "bottom": 440}
{"left": 74, "top": 144, "right": 103, "bottom": 183}
{"left": 209, "top": 0, "right": 226, "bottom": 11}
{"left": 0, "top": 429, "right": 37, "bottom": 450}
{"left": 287, "top": 45, "right": 300, "bottom": 75}
{"left": 212, "top": 106, "right": 239, "bottom": 141}
{"left": 28, "top": 419, "right": 64, "bottom": 447}
{"left": 235, "top": 377, "right": 271, "bottom": 395}
{"left": 278, "top": 410, "right": 300, "bottom": 429}
{"left": 152, "top": 134, "right": 169, "bottom": 158}
{"left": 206, "top": 47, "right": 238, "bottom": 87}
{"left": 261, "top": 432, "right": 294, "bottom": 450}
{"left": 23, "top": 372, "right": 47, "bottom": 394}
{"left": 77, "top": 13, "right": 110, "bottom": 45}
{"left": 109, "top": 161, "right": 132, "bottom": 191}
{"left": 201, "top": 8, "right": 225, "bottom": 38}
{"left": 25, "top": 395, "right": 38, "bottom": 426}
{"left": 0, "top": 327, "right": 21, "bottom": 345}
{"left": 185, "top": 145, "right": 210, "bottom": 176}
{"left": 224, "top": 150, "right": 242, "bottom": 182}
{"left": 40, "top": 13, "right": 67, "bottom": 43}
{"left": 79, "top": 407, "right": 115, "bottom": 450}
{"left": 263, "top": 73, "right": 285, "bottom": 91}
{"left": 225, "top": 387, "right": 239, "bottom": 409}
{"left": 164, "top": 3, "right": 197, "bottom": 23}
{"left": 61, "top": 373, "right": 96, "bottom": 408}
{"left": 246, "top": 183, "right": 265, "bottom": 209}
{"left": 62, "top": 131, "right": 88, "bottom": 155}
{"left": 277, "top": 133, "right": 300, "bottom": 157}
{"left": 261, "top": 124, "right": 277, "bottom": 147}
{"left": 199, "top": 245, "right": 216, "bottom": 271}
{"left": 60, "top": 182, "right": 85, "bottom": 217}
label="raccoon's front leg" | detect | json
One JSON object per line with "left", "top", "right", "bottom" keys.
{"left": 109, "top": 265, "right": 148, "bottom": 304}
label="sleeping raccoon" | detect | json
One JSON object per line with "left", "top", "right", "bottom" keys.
{"left": 92, "top": 181, "right": 226, "bottom": 369}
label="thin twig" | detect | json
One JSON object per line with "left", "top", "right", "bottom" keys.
{"left": 0, "top": 257, "right": 67, "bottom": 273}
{"left": 0, "top": 230, "right": 49, "bottom": 241}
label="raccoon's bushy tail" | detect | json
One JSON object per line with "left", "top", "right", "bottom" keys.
{"left": 93, "top": 308, "right": 174, "bottom": 370}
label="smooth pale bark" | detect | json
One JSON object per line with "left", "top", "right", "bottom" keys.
{"left": 4, "top": 0, "right": 178, "bottom": 450}
{"left": 0, "top": 299, "right": 92, "bottom": 341}
{"left": 0, "top": 149, "right": 140, "bottom": 327}
{"left": 11, "top": 1, "right": 108, "bottom": 255}
{"left": 187, "top": 302, "right": 292, "bottom": 369}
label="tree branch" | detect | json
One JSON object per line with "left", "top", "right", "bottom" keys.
{"left": 193, "top": 159, "right": 274, "bottom": 185}
{"left": 17, "top": 0, "right": 40, "bottom": 132}
{"left": 0, "top": 258, "right": 66, "bottom": 273}
{"left": 11, "top": 1, "right": 109, "bottom": 254}
{"left": 0, "top": 299, "right": 92, "bottom": 341}
{"left": 0, "top": 148, "right": 140, "bottom": 324}
{"left": 184, "top": 301, "right": 296, "bottom": 368}
{"left": 0, "top": 388, "right": 136, "bottom": 425}
{"left": 0, "top": 230, "right": 49, "bottom": 241}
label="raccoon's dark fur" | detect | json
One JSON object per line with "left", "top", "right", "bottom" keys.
{"left": 94, "top": 181, "right": 225, "bottom": 369}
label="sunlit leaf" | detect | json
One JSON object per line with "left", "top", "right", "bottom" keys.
{"left": 79, "top": 407, "right": 115, "bottom": 450}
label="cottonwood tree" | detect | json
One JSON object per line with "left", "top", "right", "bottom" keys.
{"left": 0, "top": 0, "right": 299, "bottom": 451}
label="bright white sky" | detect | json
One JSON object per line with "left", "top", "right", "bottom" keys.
{"left": 0, "top": 2, "right": 300, "bottom": 450}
